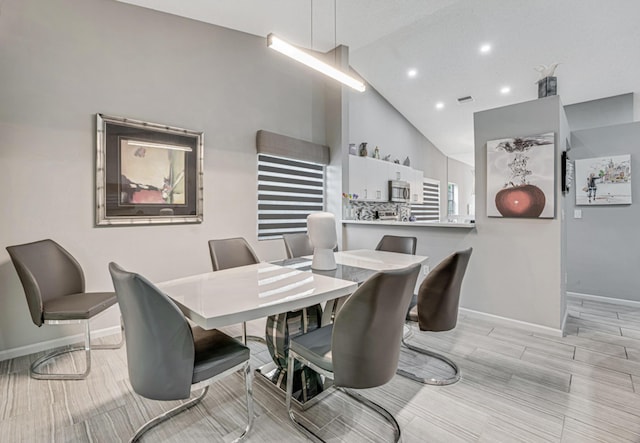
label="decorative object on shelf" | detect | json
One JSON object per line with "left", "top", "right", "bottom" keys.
{"left": 534, "top": 63, "right": 560, "bottom": 98}
{"left": 342, "top": 192, "right": 359, "bottom": 201}
{"left": 358, "top": 142, "right": 368, "bottom": 157}
{"left": 403, "top": 156, "right": 411, "bottom": 166}
{"left": 373, "top": 146, "right": 380, "bottom": 159}
{"left": 342, "top": 193, "right": 358, "bottom": 219}
{"left": 307, "top": 212, "right": 337, "bottom": 270}
{"left": 348, "top": 143, "right": 357, "bottom": 155}
{"left": 394, "top": 159, "right": 400, "bottom": 164}
{"left": 487, "top": 133, "right": 555, "bottom": 218}
{"left": 575, "top": 155, "right": 631, "bottom": 205}
{"left": 95, "top": 114, "right": 203, "bottom": 226}
{"left": 383, "top": 154, "right": 391, "bottom": 162}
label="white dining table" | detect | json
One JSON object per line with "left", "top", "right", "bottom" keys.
{"left": 157, "top": 261, "right": 358, "bottom": 330}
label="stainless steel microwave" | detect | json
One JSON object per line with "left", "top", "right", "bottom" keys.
{"left": 389, "top": 180, "right": 410, "bottom": 202}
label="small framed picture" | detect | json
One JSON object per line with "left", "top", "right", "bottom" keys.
{"left": 348, "top": 143, "right": 357, "bottom": 155}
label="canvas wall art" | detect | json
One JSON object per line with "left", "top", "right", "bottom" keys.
{"left": 575, "top": 155, "right": 631, "bottom": 205}
{"left": 487, "top": 132, "right": 555, "bottom": 218}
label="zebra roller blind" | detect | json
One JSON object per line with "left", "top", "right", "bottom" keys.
{"left": 410, "top": 178, "right": 440, "bottom": 221}
{"left": 258, "top": 154, "right": 325, "bottom": 239}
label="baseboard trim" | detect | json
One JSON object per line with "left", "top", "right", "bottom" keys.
{"left": 459, "top": 307, "right": 564, "bottom": 337}
{"left": 0, "top": 325, "right": 122, "bottom": 362}
{"left": 567, "top": 291, "right": 640, "bottom": 309}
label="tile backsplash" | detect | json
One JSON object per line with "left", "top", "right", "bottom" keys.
{"left": 344, "top": 201, "right": 411, "bottom": 221}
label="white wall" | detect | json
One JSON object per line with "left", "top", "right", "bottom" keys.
{"left": 447, "top": 158, "right": 475, "bottom": 219}
{"left": 0, "top": 0, "right": 329, "bottom": 353}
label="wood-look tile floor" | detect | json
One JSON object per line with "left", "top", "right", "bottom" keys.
{"left": 1, "top": 296, "right": 639, "bottom": 442}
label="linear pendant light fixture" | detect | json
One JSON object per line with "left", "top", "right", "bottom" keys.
{"left": 267, "top": 33, "right": 365, "bottom": 92}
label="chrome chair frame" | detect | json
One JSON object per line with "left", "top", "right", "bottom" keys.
{"left": 285, "top": 350, "right": 400, "bottom": 443}
{"left": 30, "top": 317, "right": 124, "bottom": 380}
{"left": 130, "top": 360, "right": 254, "bottom": 443}
{"left": 398, "top": 322, "right": 460, "bottom": 386}
{"left": 397, "top": 248, "right": 472, "bottom": 386}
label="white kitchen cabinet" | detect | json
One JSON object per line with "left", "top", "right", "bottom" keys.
{"left": 410, "top": 169, "right": 424, "bottom": 203}
{"left": 348, "top": 156, "right": 387, "bottom": 202}
{"left": 349, "top": 155, "right": 422, "bottom": 203}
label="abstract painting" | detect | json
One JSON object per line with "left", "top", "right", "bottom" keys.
{"left": 575, "top": 155, "right": 631, "bottom": 205}
{"left": 487, "top": 132, "right": 555, "bottom": 218}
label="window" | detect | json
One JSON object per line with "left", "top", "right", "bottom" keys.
{"left": 448, "top": 182, "right": 459, "bottom": 216}
{"left": 257, "top": 154, "right": 324, "bottom": 240}
{"left": 410, "top": 178, "right": 440, "bottom": 221}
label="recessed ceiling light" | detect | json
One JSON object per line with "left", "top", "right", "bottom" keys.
{"left": 435, "top": 102, "right": 444, "bottom": 110}
{"left": 500, "top": 86, "right": 511, "bottom": 94}
{"left": 480, "top": 43, "right": 492, "bottom": 54}
{"left": 407, "top": 69, "right": 418, "bottom": 78}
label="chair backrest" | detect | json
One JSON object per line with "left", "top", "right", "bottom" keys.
{"left": 375, "top": 235, "right": 417, "bottom": 255}
{"left": 208, "top": 237, "right": 260, "bottom": 271}
{"left": 282, "top": 233, "right": 314, "bottom": 259}
{"left": 331, "top": 263, "right": 420, "bottom": 389}
{"left": 108, "top": 262, "right": 195, "bottom": 401}
{"left": 416, "top": 248, "right": 472, "bottom": 332}
{"left": 6, "top": 239, "right": 85, "bottom": 326}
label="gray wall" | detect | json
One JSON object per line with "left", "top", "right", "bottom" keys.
{"left": 565, "top": 93, "right": 634, "bottom": 132}
{"left": 469, "top": 96, "right": 568, "bottom": 330}
{"left": 0, "top": 0, "right": 329, "bottom": 352}
{"left": 566, "top": 122, "right": 640, "bottom": 301}
{"left": 348, "top": 84, "right": 448, "bottom": 216}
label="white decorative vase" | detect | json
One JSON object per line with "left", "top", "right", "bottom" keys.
{"left": 307, "top": 212, "right": 337, "bottom": 270}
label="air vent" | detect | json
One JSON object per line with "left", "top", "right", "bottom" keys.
{"left": 457, "top": 95, "right": 474, "bottom": 104}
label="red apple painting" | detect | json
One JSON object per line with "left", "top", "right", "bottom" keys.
{"left": 487, "top": 133, "right": 555, "bottom": 218}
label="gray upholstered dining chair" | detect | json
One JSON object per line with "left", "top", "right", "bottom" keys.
{"left": 375, "top": 234, "right": 419, "bottom": 314}
{"left": 398, "top": 248, "right": 472, "bottom": 386}
{"left": 208, "top": 237, "right": 264, "bottom": 344}
{"left": 286, "top": 264, "right": 421, "bottom": 443}
{"left": 6, "top": 239, "right": 123, "bottom": 380}
{"left": 375, "top": 234, "right": 417, "bottom": 255}
{"left": 282, "top": 233, "right": 315, "bottom": 259}
{"left": 108, "top": 262, "right": 253, "bottom": 443}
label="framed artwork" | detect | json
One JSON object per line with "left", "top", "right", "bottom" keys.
{"left": 487, "top": 132, "right": 555, "bottom": 218}
{"left": 575, "top": 155, "right": 631, "bottom": 205}
{"left": 96, "top": 114, "right": 204, "bottom": 226}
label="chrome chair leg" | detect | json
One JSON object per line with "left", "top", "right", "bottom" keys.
{"left": 130, "top": 387, "right": 210, "bottom": 443}
{"left": 30, "top": 317, "right": 125, "bottom": 380}
{"left": 285, "top": 352, "right": 401, "bottom": 443}
{"left": 340, "top": 388, "right": 401, "bottom": 443}
{"left": 235, "top": 361, "right": 254, "bottom": 442}
{"left": 285, "top": 353, "right": 323, "bottom": 443}
{"left": 93, "top": 316, "right": 125, "bottom": 350}
{"left": 30, "top": 320, "right": 91, "bottom": 380}
{"left": 130, "top": 361, "right": 254, "bottom": 443}
{"left": 235, "top": 322, "right": 266, "bottom": 345}
{"left": 398, "top": 335, "right": 461, "bottom": 386}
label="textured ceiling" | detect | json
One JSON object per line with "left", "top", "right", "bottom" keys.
{"left": 117, "top": 0, "right": 640, "bottom": 166}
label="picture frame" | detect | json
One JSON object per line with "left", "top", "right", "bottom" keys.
{"left": 574, "top": 154, "right": 631, "bottom": 205}
{"left": 96, "top": 114, "right": 204, "bottom": 226}
{"left": 486, "top": 132, "right": 555, "bottom": 219}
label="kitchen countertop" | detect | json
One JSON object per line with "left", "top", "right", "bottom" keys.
{"left": 342, "top": 219, "right": 475, "bottom": 229}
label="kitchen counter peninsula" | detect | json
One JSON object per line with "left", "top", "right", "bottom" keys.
{"left": 342, "top": 220, "right": 475, "bottom": 229}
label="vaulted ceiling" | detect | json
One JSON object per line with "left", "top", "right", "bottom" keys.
{"left": 118, "top": 0, "right": 640, "bottom": 166}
